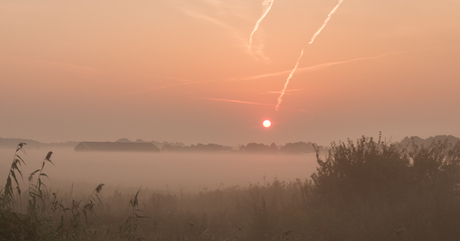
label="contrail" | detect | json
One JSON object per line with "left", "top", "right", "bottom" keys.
{"left": 266, "top": 89, "right": 304, "bottom": 94}
{"left": 248, "top": 0, "right": 275, "bottom": 50}
{"left": 275, "top": 49, "right": 304, "bottom": 111}
{"left": 180, "top": 8, "right": 269, "bottom": 61}
{"left": 196, "top": 97, "right": 275, "bottom": 107}
{"left": 196, "top": 97, "right": 308, "bottom": 112}
{"left": 31, "top": 58, "right": 106, "bottom": 74}
{"left": 125, "top": 85, "right": 173, "bottom": 95}
{"left": 181, "top": 9, "right": 246, "bottom": 44}
{"left": 275, "top": 0, "right": 344, "bottom": 110}
{"left": 231, "top": 50, "right": 409, "bottom": 82}
{"left": 309, "top": 0, "right": 344, "bottom": 44}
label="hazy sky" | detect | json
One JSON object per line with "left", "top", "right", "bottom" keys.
{"left": 1, "top": 0, "right": 459, "bottom": 146}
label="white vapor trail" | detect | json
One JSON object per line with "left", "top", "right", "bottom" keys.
{"left": 232, "top": 50, "right": 409, "bottom": 82}
{"left": 196, "top": 97, "right": 275, "bottom": 107}
{"left": 275, "top": 49, "right": 304, "bottom": 111}
{"left": 248, "top": 0, "right": 275, "bottom": 50}
{"left": 309, "top": 0, "right": 344, "bottom": 44}
{"left": 180, "top": 8, "right": 269, "bottom": 61}
{"left": 181, "top": 9, "right": 247, "bottom": 44}
{"left": 275, "top": 0, "right": 344, "bottom": 111}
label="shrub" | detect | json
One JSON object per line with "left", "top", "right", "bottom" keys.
{"left": 307, "top": 136, "right": 460, "bottom": 241}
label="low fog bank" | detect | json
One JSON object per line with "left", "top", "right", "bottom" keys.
{"left": 0, "top": 148, "right": 318, "bottom": 194}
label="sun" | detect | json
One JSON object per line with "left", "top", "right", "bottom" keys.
{"left": 263, "top": 120, "right": 271, "bottom": 128}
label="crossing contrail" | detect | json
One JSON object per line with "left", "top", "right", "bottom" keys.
{"left": 275, "top": 49, "right": 304, "bottom": 111}
{"left": 196, "top": 97, "right": 308, "bottom": 112}
{"left": 309, "top": 0, "right": 344, "bottom": 44}
{"left": 196, "top": 97, "right": 275, "bottom": 107}
{"left": 229, "top": 50, "right": 409, "bottom": 82}
{"left": 248, "top": 0, "right": 275, "bottom": 50}
{"left": 275, "top": 0, "right": 344, "bottom": 111}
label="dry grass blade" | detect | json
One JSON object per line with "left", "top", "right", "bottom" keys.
{"left": 14, "top": 160, "right": 24, "bottom": 178}
{"left": 16, "top": 155, "right": 26, "bottom": 165}
{"left": 28, "top": 169, "right": 40, "bottom": 182}
{"left": 84, "top": 202, "right": 95, "bottom": 212}
{"left": 72, "top": 199, "right": 81, "bottom": 211}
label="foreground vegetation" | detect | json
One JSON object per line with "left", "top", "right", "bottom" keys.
{"left": 2, "top": 136, "right": 460, "bottom": 240}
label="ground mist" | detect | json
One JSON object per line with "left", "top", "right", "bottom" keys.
{"left": 2, "top": 137, "right": 460, "bottom": 240}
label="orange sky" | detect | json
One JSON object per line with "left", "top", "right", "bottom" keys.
{"left": 1, "top": 0, "right": 459, "bottom": 146}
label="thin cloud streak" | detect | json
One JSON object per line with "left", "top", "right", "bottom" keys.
{"left": 309, "top": 0, "right": 344, "bottom": 44}
{"left": 248, "top": 0, "right": 275, "bottom": 50}
{"left": 196, "top": 97, "right": 308, "bottom": 112}
{"left": 275, "top": 49, "right": 304, "bottom": 111}
{"left": 120, "top": 51, "right": 408, "bottom": 96}
{"left": 168, "top": 0, "right": 270, "bottom": 61}
{"left": 124, "top": 76, "right": 192, "bottom": 95}
{"left": 275, "top": 0, "right": 344, "bottom": 110}
{"left": 125, "top": 85, "right": 173, "bottom": 95}
{"left": 181, "top": 9, "right": 268, "bottom": 61}
{"left": 0, "top": 57, "right": 106, "bottom": 75}
{"left": 195, "top": 97, "right": 275, "bottom": 107}
{"left": 181, "top": 9, "right": 247, "bottom": 43}
{"left": 234, "top": 50, "right": 409, "bottom": 82}
{"left": 154, "top": 76, "right": 192, "bottom": 82}
{"left": 266, "top": 89, "right": 304, "bottom": 94}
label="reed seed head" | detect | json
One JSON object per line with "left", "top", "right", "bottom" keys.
{"left": 95, "top": 183, "right": 105, "bottom": 193}
{"left": 45, "top": 151, "right": 53, "bottom": 161}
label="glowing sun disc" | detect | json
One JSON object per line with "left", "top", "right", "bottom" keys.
{"left": 263, "top": 120, "right": 271, "bottom": 128}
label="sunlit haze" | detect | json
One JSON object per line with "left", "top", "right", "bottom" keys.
{"left": 1, "top": 0, "right": 459, "bottom": 146}
{"left": 2, "top": 2, "right": 460, "bottom": 239}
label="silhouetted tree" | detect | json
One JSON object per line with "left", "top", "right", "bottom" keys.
{"left": 400, "top": 135, "right": 460, "bottom": 147}
{"left": 161, "top": 144, "right": 188, "bottom": 152}
{"left": 279, "top": 141, "right": 315, "bottom": 154}
{"left": 191, "top": 143, "right": 232, "bottom": 152}
{"left": 116, "top": 138, "right": 131, "bottom": 142}
{"left": 240, "top": 143, "right": 272, "bottom": 153}
{"left": 161, "top": 143, "right": 232, "bottom": 153}
{"left": 269, "top": 143, "right": 279, "bottom": 153}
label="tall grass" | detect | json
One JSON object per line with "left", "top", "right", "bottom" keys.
{"left": 2, "top": 142, "right": 27, "bottom": 209}
{"left": 2, "top": 137, "right": 460, "bottom": 240}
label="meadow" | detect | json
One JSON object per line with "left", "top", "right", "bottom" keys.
{"left": 2, "top": 137, "right": 460, "bottom": 240}
{"left": 0, "top": 148, "right": 318, "bottom": 192}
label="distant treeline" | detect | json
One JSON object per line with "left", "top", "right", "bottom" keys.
{"left": 399, "top": 135, "right": 460, "bottom": 147}
{"left": 3, "top": 135, "right": 460, "bottom": 155}
{"left": 0, "top": 137, "right": 79, "bottom": 150}
{"left": 123, "top": 138, "right": 326, "bottom": 154}
{"left": 121, "top": 135, "right": 460, "bottom": 154}
{"left": 238, "top": 142, "right": 328, "bottom": 154}
{"left": 161, "top": 141, "right": 327, "bottom": 154}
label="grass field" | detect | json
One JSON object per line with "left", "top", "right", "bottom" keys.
{"left": 2, "top": 136, "right": 460, "bottom": 240}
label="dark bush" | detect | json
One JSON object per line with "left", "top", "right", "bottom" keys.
{"left": 306, "top": 136, "right": 460, "bottom": 241}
